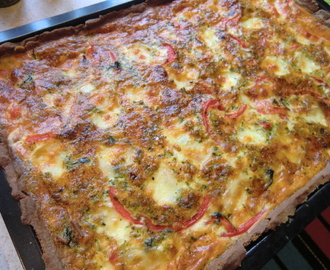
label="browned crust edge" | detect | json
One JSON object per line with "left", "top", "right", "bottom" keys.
{"left": 0, "top": 0, "right": 166, "bottom": 55}
{"left": 294, "top": 0, "right": 330, "bottom": 27}
{"left": 206, "top": 165, "right": 330, "bottom": 270}
{"left": 0, "top": 0, "right": 329, "bottom": 270}
{"left": 0, "top": 132, "right": 66, "bottom": 269}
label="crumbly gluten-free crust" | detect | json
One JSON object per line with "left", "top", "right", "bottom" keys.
{"left": 0, "top": 0, "right": 329, "bottom": 269}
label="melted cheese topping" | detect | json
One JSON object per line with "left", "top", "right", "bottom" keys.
{"left": 146, "top": 163, "right": 185, "bottom": 205}
{"left": 0, "top": 0, "right": 329, "bottom": 269}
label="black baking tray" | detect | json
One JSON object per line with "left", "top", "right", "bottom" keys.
{"left": 0, "top": 0, "right": 330, "bottom": 269}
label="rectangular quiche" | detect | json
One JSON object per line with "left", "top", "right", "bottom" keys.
{"left": 0, "top": 0, "right": 330, "bottom": 269}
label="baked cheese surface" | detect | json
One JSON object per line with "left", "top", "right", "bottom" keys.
{"left": 0, "top": 0, "right": 330, "bottom": 269}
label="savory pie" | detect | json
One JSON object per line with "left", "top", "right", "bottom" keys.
{"left": 0, "top": 0, "right": 329, "bottom": 269}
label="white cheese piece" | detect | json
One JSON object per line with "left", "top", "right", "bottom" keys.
{"left": 168, "top": 66, "right": 199, "bottom": 91}
{"left": 91, "top": 107, "right": 120, "bottom": 129}
{"left": 220, "top": 72, "right": 241, "bottom": 91}
{"left": 262, "top": 56, "right": 290, "bottom": 76}
{"left": 122, "top": 43, "right": 159, "bottom": 65}
{"left": 237, "top": 126, "right": 268, "bottom": 145}
{"left": 200, "top": 28, "right": 224, "bottom": 61}
{"left": 295, "top": 33, "right": 313, "bottom": 45}
{"left": 279, "top": 136, "right": 304, "bottom": 164}
{"left": 98, "top": 145, "right": 136, "bottom": 178}
{"left": 302, "top": 107, "right": 327, "bottom": 126}
{"left": 241, "top": 18, "right": 265, "bottom": 30}
{"left": 80, "top": 83, "right": 96, "bottom": 93}
{"left": 201, "top": 28, "right": 220, "bottom": 51}
{"left": 31, "top": 142, "right": 67, "bottom": 178}
{"left": 96, "top": 199, "right": 132, "bottom": 245}
{"left": 163, "top": 124, "right": 208, "bottom": 166}
{"left": 146, "top": 163, "right": 184, "bottom": 205}
{"left": 295, "top": 52, "right": 320, "bottom": 74}
{"left": 222, "top": 172, "right": 248, "bottom": 213}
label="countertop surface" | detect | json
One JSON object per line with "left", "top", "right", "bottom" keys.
{"left": 0, "top": 214, "right": 23, "bottom": 270}
{"left": 0, "top": 1, "right": 105, "bottom": 269}
{"left": 0, "top": 0, "right": 105, "bottom": 32}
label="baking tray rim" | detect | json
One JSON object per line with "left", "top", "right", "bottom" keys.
{"left": 0, "top": 0, "right": 329, "bottom": 269}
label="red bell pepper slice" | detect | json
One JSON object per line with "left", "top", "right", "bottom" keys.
{"left": 298, "top": 28, "right": 322, "bottom": 43}
{"left": 255, "top": 76, "right": 271, "bottom": 84}
{"left": 163, "top": 44, "right": 177, "bottom": 64}
{"left": 26, "top": 132, "right": 53, "bottom": 143}
{"left": 0, "top": 69, "right": 9, "bottom": 78}
{"left": 226, "top": 104, "right": 247, "bottom": 119}
{"left": 275, "top": 0, "right": 291, "bottom": 18}
{"left": 220, "top": 216, "right": 237, "bottom": 234}
{"left": 229, "top": 34, "right": 248, "bottom": 49}
{"left": 311, "top": 76, "right": 327, "bottom": 85}
{"left": 109, "top": 187, "right": 210, "bottom": 232}
{"left": 9, "top": 104, "right": 21, "bottom": 119}
{"left": 109, "top": 187, "right": 144, "bottom": 225}
{"left": 144, "top": 217, "right": 168, "bottom": 232}
{"left": 202, "top": 100, "right": 224, "bottom": 133}
{"left": 174, "top": 194, "right": 210, "bottom": 231}
{"left": 109, "top": 51, "right": 117, "bottom": 62}
{"left": 291, "top": 45, "right": 300, "bottom": 51}
{"left": 255, "top": 100, "right": 287, "bottom": 115}
{"left": 220, "top": 210, "right": 266, "bottom": 237}
{"left": 109, "top": 250, "right": 119, "bottom": 264}
{"left": 205, "top": 215, "right": 218, "bottom": 225}
{"left": 267, "top": 4, "right": 279, "bottom": 15}
{"left": 220, "top": 13, "right": 241, "bottom": 28}
{"left": 260, "top": 121, "right": 272, "bottom": 129}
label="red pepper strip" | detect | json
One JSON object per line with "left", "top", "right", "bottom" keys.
{"left": 220, "top": 216, "right": 237, "bottom": 234}
{"left": 298, "top": 28, "right": 322, "bottom": 43}
{"left": 163, "top": 44, "right": 177, "bottom": 64}
{"left": 110, "top": 187, "right": 210, "bottom": 232}
{"left": 276, "top": 0, "right": 290, "bottom": 18}
{"left": 291, "top": 45, "right": 300, "bottom": 50}
{"left": 144, "top": 194, "right": 210, "bottom": 232}
{"left": 229, "top": 34, "right": 248, "bottom": 49}
{"left": 311, "top": 76, "right": 327, "bottom": 85}
{"left": 109, "top": 250, "right": 119, "bottom": 263}
{"left": 86, "top": 45, "right": 96, "bottom": 59}
{"left": 9, "top": 104, "right": 21, "bottom": 119}
{"left": 255, "top": 76, "right": 270, "bottom": 84}
{"left": 109, "top": 51, "right": 117, "bottom": 62}
{"left": 109, "top": 187, "right": 144, "bottom": 225}
{"left": 143, "top": 217, "right": 168, "bottom": 232}
{"left": 0, "top": 69, "right": 9, "bottom": 78}
{"left": 260, "top": 121, "right": 272, "bottom": 129}
{"left": 220, "top": 14, "right": 241, "bottom": 28}
{"left": 26, "top": 132, "right": 53, "bottom": 143}
{"left": 205, "top": 215, "right": 217, "bottom": 225}
{"left": 174, "top": 194, "right": 211, "bottom": 231}
{"left": 268, "top": 4, "right": 279, "bottom": 15}
{"left": 255, "top": 100, "right": 287, "bottom": 115}
{"left": 226, "top": 104, "right": 247, "bottom": 119}
{"left": 202, "top": 100, "right": 224, "bottom": 133}
{"left": 220, "top": 210, "right": 266, "bottom": 237}
{"left": 298, "top": 90, "right": 330, "bottom": 105}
